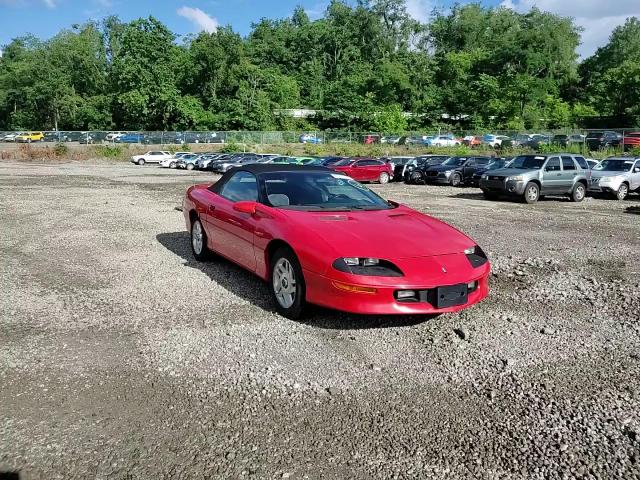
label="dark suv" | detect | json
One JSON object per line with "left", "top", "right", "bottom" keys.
{"left": 419, "top": 156, "right": 493, "bottom": 187}
{"left": 586, "top": 131, "right": 622, "bottom": 150}
{"left": 479, "top": 154, "right": 591, "bottom": 204}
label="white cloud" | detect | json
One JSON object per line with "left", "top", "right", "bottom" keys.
{"left": 177, "top": 6, "right": 219, "bottom": 33}
{"left": 405, "top": 0, "right": 433, "bottom": 23}
{"left": 43, "top": 0, "right": 55, "bottom": 7}
{"left": 501, "top": 0, "right": 640, "bottom": 57}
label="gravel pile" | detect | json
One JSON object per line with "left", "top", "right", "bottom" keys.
{"left": 1, "top": 161, "right": 639, "bottom": 479}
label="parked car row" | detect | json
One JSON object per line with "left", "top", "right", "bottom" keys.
{"left": 403, "top": 152, "right": 639, "bottom": 203}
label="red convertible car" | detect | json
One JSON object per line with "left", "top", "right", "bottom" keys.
{"left": 183, "top": 165, "right": 490, "bottom": 319}
{"left": 330, "top": 158, "right": 393, "bottom": 184}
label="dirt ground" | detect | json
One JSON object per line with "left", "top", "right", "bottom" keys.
{"left": 1, "top": 160, "right": 640, "bottom": 480}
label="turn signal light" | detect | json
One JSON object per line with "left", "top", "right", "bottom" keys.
{"left": 332, "top": 281, "right": 378, "bottom": 295}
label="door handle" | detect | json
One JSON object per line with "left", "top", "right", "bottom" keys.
{"left": 208, "top": 205, "right": 216, "bottom": 212}
{"left": 556, "top": 173, "right": 562, "bottom": 176}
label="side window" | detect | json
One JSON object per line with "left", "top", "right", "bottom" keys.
{"left": 574, "top": 156, "right": 589, "bottom": 169}
{"left": 465, "top": 159, "right": 476, "bottom": 166}
{"left": 358, "top": 160, "right": 376, "bottom": 167}
{"left": 561, "top": 156, "right": 576, "bottom": 171}
{"left": 219, "top": 172, "right": 259, "bottom": 202}
{"left": 545, "top": 157, "right": 561, "bottom": 172}
{"left": 634, "top": 161, "right": 640, "bottom": 172}
{"left": 475, "top": 158, "right": 490, "bottom": 165}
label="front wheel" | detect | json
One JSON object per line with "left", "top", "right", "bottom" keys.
{"left": 186, "top": 163, "right": 195, "bottom": 171}
{"left": 379, "top": 172, "right": 390, "bottom": 184}
{"left": 571, "top": 183, "right": 586, "bottom": 202}
{"left": 615, "top": 183, "right": 629, "bottom": 201}
{"left": 137, "top": 159, "right": 145, "bottom": 166}
{"left": 169, "top": 161, "right": 176, "bottom": 169}
{"left": 271, "top": 247, "right": 306, "bottom": 320}
{"left": 523, "top": 182, "right": 540, "bottom": 204}
{"left": 450, "top": 173, "right": 462, "bottom": 187}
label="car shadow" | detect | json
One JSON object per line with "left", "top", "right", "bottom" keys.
{"left": 450, "top": 192, "right": 573, "bottom": 203}
{"left": 156, "top": 231, "right": 436, "bottom": 330}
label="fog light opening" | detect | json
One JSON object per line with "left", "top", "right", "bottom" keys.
{"left": 395, "top": 290, "right": 418, "bottom": 302}
{"left": 467, "top": 281, "right": 478, "bottom": 292}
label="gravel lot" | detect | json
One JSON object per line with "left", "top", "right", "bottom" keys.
{"left": 1, "top": 160, "right": 640, "bottom": 479}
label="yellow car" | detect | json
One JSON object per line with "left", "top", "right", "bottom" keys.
{"left": 15, "top": 131, "right": 44, "bottom": 143}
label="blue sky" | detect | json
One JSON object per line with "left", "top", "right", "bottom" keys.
{"left": 1, "top": 0, "right": 639, "bottom": 57}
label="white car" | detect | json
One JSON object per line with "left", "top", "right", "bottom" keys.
{"left": 106, "top": 131, "right": 126, "bottom": 142}
{"left": 2, "top": 132, "right": 21, "bottom": 142}
{"left": 159, "top": 156, "right": 179, "bottom": 169}
{"left": 130, "top": 151, "right": 173, "bottom": 166}
{"left": 429, "top": 135, "right": 461, "bottom": 147}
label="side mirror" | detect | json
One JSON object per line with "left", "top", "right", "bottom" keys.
{"left": 233, "top": 201, "right": 257, "bottom": 215}
{"left": 635, "top": 167, "right": 640, "bottom": 173}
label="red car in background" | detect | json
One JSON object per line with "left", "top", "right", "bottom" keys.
{"left": 623, "top": 132, "right": 640, "bottom": 152}
{"left": 183, "top": 164, "right": 490, "bottom": 319}
{"left": 330, "top": 158, "right": 394, "bottom": 184}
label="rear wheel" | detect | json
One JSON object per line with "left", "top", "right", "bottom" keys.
{"left": 571, "top": 183, "right": 586, "bottom": 202}
{"left": 450, "top": 172, "right": 462, "bottom": 187}
{"left": 191, "top": 218, "right": 211, "bottom": 261}
{"left": 169, "top": 161, "right": 176, "bottom": 169}
{"left": 271, "top": 247, "right": 306, "bottom": 320}
{"left": 186, "top": 163, "right": 195, "bottom": 171}
{"left": 523, "top": 182, "right": 540, "bottom": 204}
{"left": 410, "top": 172, "right": 424, "bottom": 185}
{"left": 615, "top": 183, "right": 629, "bottom": 201}
{"left": 137, "top": 159, "right": 145, "bottom": 166}
{"left": 379, "top": 172, "right": 390, "bottom": 184}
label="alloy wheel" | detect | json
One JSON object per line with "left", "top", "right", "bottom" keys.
{"left": 273, "top": 258, "right": 296, "bottom": 309}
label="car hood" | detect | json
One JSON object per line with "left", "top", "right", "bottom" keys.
{"left": 484, "top": 167, "right": 539, "bottom": 177}
{"left": 591, "top": 171, "right": 630, "bottom": 178}
{"left": 281, "top": 205, "right": 473, "bottom": 259}
{"left": 425, "top": 164, "right": 462, "bottom": 172}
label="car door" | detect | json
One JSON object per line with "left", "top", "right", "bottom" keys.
{"left": 631, "top": 161, "right": 640, "bottom": 191}
{"left": 348, "top": 161, "right": 366, "bottom": 180}
{"left": 560, "top": 156, "right": 578, "bottom": 193}
{"left": 541, "top": 157, "right": 562, "bottom": 193}
{"left": 367, "top": 160, "right": 386, "bottom": 181}
{"left": 205, "top": 171, "right": 259, "bottom": 271}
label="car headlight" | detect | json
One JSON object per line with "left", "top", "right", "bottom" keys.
{"left": 332, "top": 258, "right": 404, "bottom": 277}
{"left": 464, "top": 246, "right": 488, "bottom": 268}
{"left": 481, "top": 174, "right": 488, "bottom": 180}
{"left": 507, "top": 175, "right": 524, "bottom": 182}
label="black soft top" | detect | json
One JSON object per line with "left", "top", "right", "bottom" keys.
{"left": 209, "top": 164, "right": 332, "bottom": 194}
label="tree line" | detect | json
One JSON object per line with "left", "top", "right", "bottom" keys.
{"left": 0, "top": 0, "right": 638, "bottom": 132}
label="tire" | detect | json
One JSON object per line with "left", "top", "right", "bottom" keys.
{"left": 137, "top": 159, "right": 145, "bottom": 166}
{"left": 523, "top": 182, "right": 540, "bottom": 204}
{"left": 571, "top": 183, "right": 586, "bottom": 202}
{"left": 186, "top": 163, "right": 195, "bottom": 171}
{"left": 379, "top": 172, "right": 390, "bottom": 184}
{"left": 615, "top": 183, "right": 629, "bottom": 201}
{"left": 482, "top": 190, "right": 498, "bottom": 200}
{"left": 410, "top": 172, "right": 424, "bottom": 185}
{"left": 190, "top": 218, "right": 211, "bottom": 261}
{"left": 169, "top": 162, "right": 176, "bottom": 169}
{"left": 270, "top": 247, "right": 306, "bottom": 320}
{"left": 27, "top": 139, "right": 31, "bottom": 144}
{"left": 450, "top": 173, "right": 462, "bottom": 187}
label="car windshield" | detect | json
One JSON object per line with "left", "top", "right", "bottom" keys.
{"left": 416, "top": 156, "right": 447, "bottom": 166}
{"left": 593, "top": 159, "right": 634, "bottom": 172}
{"left": 507, "top": 156, "right": 546, "bottom": 170}
{"left": 442, "top": 157, "right": 467, "bottom": 167}
{"left": 262, "top": 171, "right": 392, "bottom": 211}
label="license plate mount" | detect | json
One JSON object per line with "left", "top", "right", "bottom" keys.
{"left": 435, "top": 284, "right": 468, "bottom": 308}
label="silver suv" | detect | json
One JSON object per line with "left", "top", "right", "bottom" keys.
{"left": 479, "top": 154, "right": 590, "bottom": 204}
{"left": 588, "top": 157, "right": 640, "bottom": 200}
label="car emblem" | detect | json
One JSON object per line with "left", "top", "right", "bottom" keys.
{"left": 441, "top": 267, "right": 447, "bottom": 273}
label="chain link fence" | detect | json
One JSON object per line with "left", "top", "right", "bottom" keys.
{"left": 1, "top": 129, "right": 639, "bottom": 154}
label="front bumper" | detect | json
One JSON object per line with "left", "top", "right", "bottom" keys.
{"left": 303, "top": 255, "right": 490, "bottom": 315}
{"left": 479, "top": 178, "right": 526, "bottom": 196}
{"left": 588, "top": 180, "right": 620, "bottom": 194}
